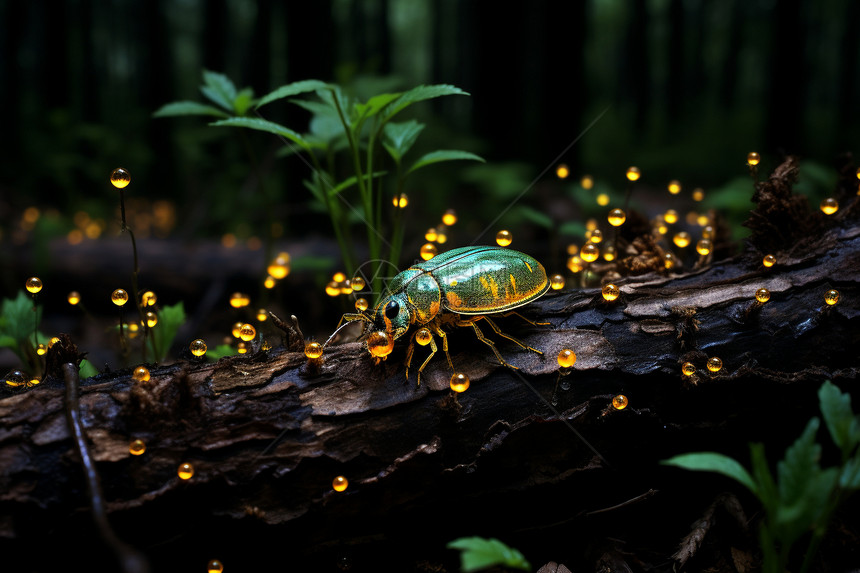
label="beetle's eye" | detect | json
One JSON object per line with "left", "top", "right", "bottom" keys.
{"left": 384, "top": 301, "right": 400, "bottom": 319}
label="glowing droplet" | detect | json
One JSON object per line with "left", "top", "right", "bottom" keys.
{"left": 230, "top": 322, "right": 244, "bottom": 339}
{"left": 332, "top": 475, "right": 349, "bottom": 492}
{"left": 706, "top": 357, "right": 723, "bottom": 373}
{"left": 824, "top": 289, "right": 840, "bottom": 306}
{"left": 746, "top": 152, "right": 760, "bottom": 166}
{"left": 603, "top": 245, "right": 617, "bottom": 261}
{"left": 367, "top": 331, "right": 394, "bottom": 358}
{"left": 339, "top": 282, "right": 353, "bottom": 295}
{"left": 580, "top": 243, "right": 599, "bottom": 263}
{"left": 626, "top": 167, "right": 640, "bottom": 182}
{"left": 602, "top": 283, "right": 620, "bottom": 302}
{"left": 190, "top": 339, "right": 207, "bottom": 357}
{"left": 556, "top": 164, "right": 570, "bottom": 179}
{"left": 237, "top": 342, "right": 248, "bottom": 354}
{"left": 256, "top": 308, "right": 268, "bottom": 322}
{"left": 596, "top": 193, "right": 610, "bottom": 206}
{"left": 132, "top": 366, "right": 151, "bottom": 382}
{"left": 681, "top": 362, "right": 696, "bottom": 376}
{"left": 755, "top": 288, "right": 771, "bottom": 303}
{"left": 667, "top": 180, "right": 682, "bottom": 195}
{"left": 4, "top": 370, "right": 26, "bottom": 388}
{"left": 436, "top": 230, "right": 448, "bottom": 244}
{"left": 264, "top": 275, "right": 276, "bottom": 289}
{"left": 324, "top": 281, "right": 340, "bottom": 297}
{"left": 663, "top": 252, "right": 676, "bottom": 269}
{"left": 425, "top": 228, "right": 438, "bottom": 242}
{"left": 178, "top": 462, "right": 194, "bottom": 480}
{"left": 111, "top": 289, "right": 129, "bottom": 306}
{"left": 67, "top": 291, "right": 81, "bottom": 305}
{"left": 25, "top": 277, "right": 43, "bottom": 294}
{"left": 820, "top": 197, "right": 839, "bottom": 215}
{"left": 36, "top": 343, "right": 47, "bottom": 356}
{"left": 110, "top": 167, "right": 131, "bottom": 189}
{"left": 350, "top": 276, "right": 366, "bottom": 291}
{"left": 585, "top": 219, "right": 598, "bottom": 232}
{"left": 415, "top": 328, "right": 432, "bottom": 346}
{"left": 567, "top": 256, "right": 584, "bottom": 273}
{"left": 139, "top": 291, "right": 156, "bottom": 307}
{"left": 129, "top": 439, "right": 146, "bottom": 456}
{"left": 763, "top": 254, "right": 776, "bottom": 267}
{"left": 230, "top": 292, "right": 250, "bottom": 308}
{"left": 267, "top": 254, "right": 290, "bottom": 279}
{"left": 550, "top": 274, "right": 565, "bottom": 290}
{"left": 207, "top": 560, "right": 224, "bottom": 573}
{"left": 145, "top": 311, "right": 158, "bottom": 328}
{"left": 355, "top": 298, "right": 369, "bottom": 312}
{"left": 608, "top": 208, "right": 626, "bottom": 227}
{"left": 696, "top": 214, "right": 709, "bottom": 227}
{"left": 557, "top": 348, "right": 576, "bottom": 369}
{"left": 702, "top": 225, "right": 715, "bottom": 240}
{"left": 50, "top": 336, "right": 61, "bottom": 347}
{"left": 692, "top": 188, "right": 705, "bottom": 202}
{"left": 696, "top": 239, "right": 712, "bottom": 256}
{"left": 450, "top": 372, "right": 470, "bottom": 393}
{"left": 589, "top": 229, "right": 603, "bottom": 244}
{"left": 332, "top": 272, "right": 346, "bottom": 283}
{"left": 239, "top": 323, "right": 256, "bottom": 342}
{"left": 581, "top": 175, "right": 594, "bottom": 190}
{"left": 673, "top": 232, "right": 691, "bottom": 248}
{"left": 664, "top": 209, "right": 678, "bottom": 224}
{"left": 612, "top": 394, "right": 628, "bottom": 410}
{"left": 420, "top": 243, "right": 438, "bottom": 260}
{"left": 442, "top": 209, "right": 458, "bottom": 226}
{"left": 304, "top": 342, "right": 324, "bottom": 359}
{"left": 567, "top": 244, "right": 578, "bottom": 256}
{"left": 392, "top": 193, "right": 408, "bottom": 208}
{"left": 495, "top": 230, "right": 513, "bottom": 247}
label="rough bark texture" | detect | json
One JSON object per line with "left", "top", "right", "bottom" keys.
{"left": 2, "top": 158, "right": 860, "bottom": 572}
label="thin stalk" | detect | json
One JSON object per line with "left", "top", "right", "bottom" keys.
{"left": 309, "top": 154, "right": 356, "bottom": 274}
{"left": 119, "top": 189, "right": 147, "bottom": 363}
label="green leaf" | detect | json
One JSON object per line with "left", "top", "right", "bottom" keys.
{"left": 255, "top": 80, "right": 332, "bottom": 109}
{"left": 78, "top": 359, "right": 99, "bottom": 379}
{"left": 0, "top": 292, "right": 41, "bottom": 349}
{"left": 818, "top": 380, "right": 859, "bottom": 456}
{"left": 777, "top": 418, "right": 822, "bottom": 506}
{"left": 152, "top": 101, "right": 230, "bottom": 119}
{"left": 750, "top": 443, "right": 779, "bottom": 513}
{"left": 662, "top": 452, "right": 758, "bottom": 495}
{"left": 446, "top": 537, "right": 531, "bottom": 572}
{"left": 352, "top": 92, "right": 404, "bottom": 127}
{"left": 406, "top": 150, "right": 484, "bottom": 175}
{"left": 518, "top": 205, "right": 554, "bottom": 229}
{"left": 839, "top": 455, "right": 860, "bottom": 490}
{"left": 211, "top": 117, "right": 317, "bottom": 152}
{"left": 148, "top": 302, "right": 186, "bottom": 362}
{"left": 233, "top": 87, "right": 256, "bottom": 116}
{"left": 774, "top": 468, "right": 838, "bottom": 543}
{"left": 381, "top": 84, "right": 469, "bottom": 122}
{"left": 206, "top": 344, "right": 239, "bottom": 361}
{"left": 382, "top": 120, "right": 425, "bottom": 163}
{"left": 325, "top": 171, "right": 387, "bottom": 197}
{"left": 201, "top": 70, "right": 238, "bottom": 111}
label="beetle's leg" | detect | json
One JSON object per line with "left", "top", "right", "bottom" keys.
{"left": 498, "top": 311, "right": 551, "bottom": 327}
{"left": 479, "top": 316, "right": 544, "bottom": 355}
{"left": 457, "top": 317, "right": 518, "bottom": 369}
{"left": 414, "top": 333, "right": 438, "bottom": 387}
{"left": 431, "top": 323, "right": 455, "bottom": 372}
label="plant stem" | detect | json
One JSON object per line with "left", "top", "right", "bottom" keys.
{"left": 309, "top": 154, "right": 355, "bottom": 274}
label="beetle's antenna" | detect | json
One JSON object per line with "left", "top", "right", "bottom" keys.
{"left": 324, "top": 314, "right": 370, "bottom": 348}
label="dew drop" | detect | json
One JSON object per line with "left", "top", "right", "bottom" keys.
{"left": 420, "top": 243, "right": 438, "bottom": 260}
{"left": 549, "top": 274, "right": 565, "bottom": 290}
{"left": 450, "top": 372, "right": 470, "bottom": 393}
{"left": 25, "top": 277, "right": 43, "bottom": 294}
{"left": 304, "top": 342, "right": 324, "bottom": 359}
{"left": 495, "top": 230, "right": 513, "bottom": 247}
{"left": 190, "top": 339, "right": 207, "bottom": 357}
{"left": 350, "top": 276, "right": 365, "bottom": 291}
{"left": 707, "top": 357, "right": 723, "bottom": 373}
{"left": 110, "top": 167, "right": 131, "bottom": 189}
{"left": 332, "top": 475, "right": 349, "bottom": 492}
{"left": 626, "top": 166, "right": 641, "bottom": 181}
{"left": 442, "top": 209, "right": 458, "bottom": 226}
{"left": 580, "top": 243, "right": 599, "bottom": 263}
{"left": 132, "top": 366, "right": 151, "bottom": 382}
{"left": 367, "top": 331, "right": 394, "bottom": 358}
{"left": 239, "top": 323, "right": 256, "bottom": 342}
{"left": 824, "top": 289, "right": 840, "bottom": 306}
{"left": 355, "top": 298, "right": 369, "bottom": 312}
{"left": 820, "top": 197, "right": 839, "bottom": 215}
{"left": 612, "top": 394, "right": 628, "bottom": 410}
{"left": 755, "top": 288, "right": 771, "bottom": 303}
{"left": 111, "top": 289, "right": 129, "bottom": 306}
{"left": 607, "top": 208, "right": 626, "bottom": 227}
{"left": 681, "top": 362, "right": 696, "bottom": 376}
{"left": 129, "top": 439, "right": 146, "bottom": 456}
{"left": 557, "top": 348, "right": 577, "bottom": 368}
{"left": 556, "top": 164, "right": 570, "bottom": 179}
{"left": 747, "top": 152, "right": 760, "bottom": 166}
{"left": 415, "top": 328, "right": 432, "bottom": 346}
{"left": 67, "top": 291, "right": 81, "bottom": 305}
{"left": 178, "top": 462, "right": 194, "bottom": 480}
{"left": 602, "top": 283, "right": 620, "bottom": 302}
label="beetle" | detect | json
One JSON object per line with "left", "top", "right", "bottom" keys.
{"left": 326, "top": 245, "right": 550, "bottom": 384}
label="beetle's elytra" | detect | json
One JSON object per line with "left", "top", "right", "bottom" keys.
{"left": 329, "top": 246, "right": 550, "bottom": 384}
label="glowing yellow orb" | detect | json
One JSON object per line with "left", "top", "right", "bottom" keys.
{"left": 450, "top": 372, "right": 470, "bottom": 393}
{"left": 367, "top": 331, "right": 394, "bottom": 358}
{"left": 110, "top": 167, "right": 131, "bottom": 189}
{"left": 549, "top": 274, "right": 565, "bottom": 290}
{"left": 495, "top": 230, "right": 513, "bottom": 247}
{"left": 190, "top": 339, "right": 207, "bottom": 357}
{"left": 25, "top": 277, "right": 43, "bottom": 294}
{"left": 238, "top": 323, "right": 256, "bottom": 342}
{"left": 132, "top": 366, "right": 150, "bottom": 382}
{"left": 557, "top": 348, "right": 576, "bottom": 369}
{"left": 415, "top": 328, "right": 433, "bottom": 346}
{"left": 626, "top": 166, "right": 641, "bottom": 181}
{"left": 746, "top": 152, "right": 760, "bottom": 166}
{"left": 820, "top": 197, "right": 838, "bottom": 215}
{"left": 442, "top": 209, "right": 458, "bottom": 226}
{"left": 612, "top": 394, "right": 628, "bottom": 410}
{"left": 607, "top": 208, "right": 626, "bottom": 227}
{"left": 420, "top": 243, "right": 438, "bottom": 260}
{"left": 178, "top": 462, "right": 194, "bottom": 480}
{"left": 602, "top": 283, "right": 620, "bottom": 302}
{"left": 580, "top": 243, "right": 599, "bottom": 263}
{"left": 667, "top": 180, "right": 681, "bottom": 195}
{"left": 129, "top": 439, "right": 146, "bottom": 456}
{"left": 332, "top": 475, "right": 349, "bottom": 492}
{"left": 67, "top": 291, "right": 81, "bottom": 305}
{"left": 556, "top": 164, "right": 570, "bottom": 179}
{"left": 304, "top": 342, "right": 324, "bottom": 359}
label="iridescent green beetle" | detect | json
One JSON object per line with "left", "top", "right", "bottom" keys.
{"left": 327, "top": 246, "right": 550, "bottom": 384}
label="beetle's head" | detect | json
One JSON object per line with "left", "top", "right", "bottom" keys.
{"left": 354, "top": 292, "right": 408, "bottom": 360}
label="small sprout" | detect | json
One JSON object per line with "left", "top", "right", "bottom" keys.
{"left": 702, "top": 225, "right": 715, "bottom": 240}
{"left": 596, "top": 193, "right": 610, "bottom": 206}
{"left": 325, "top": 281, "right": 340, "bottom": 296}
{"left": 667, "top": 180, "right": 682, "bottom": 195}
{"left": 420, "top": 243, "right": 438, "bottom": 260}
{"left": 110, "top": 167, "right": 131, "bottom": 189}
{"left": 132, "top": 366, "right": 151, "bottom": 382}
{"left": 589, "top": 229, "right": 603, "bottom": 244}
{"left": 580, "top": 243, "right": 599, "bottom": 263}
{"left": 555, "top": 164, "right": 570, "bottom": 179}
{"left": 355, "top": 298, "right": 369, "bottom": 312}
{"left": 495, "top": 230, "right": 513, "bottom": 247}
{"left": 256, "top": 308, "right": 267, "bottom": 322}
{"left": 415, "top": 328, "right": 433, "bottom": 346}
{"left": 5, "top": 370, "right": 26, "bottom": 388}
{"left": 696, "top": 239, "right": 712, "bottom": 256}
{"left": 367, "top": 331, "right": 394, "bottom": 358}
{"left": 755, "top": 288, "right": 771, "bottom": 303}
{"left": 25, "top": 277, "right": 43, "bottom": 294}
{"left": 111, "top": 289, "right": 129, "bottom": 306}
{"left": 304, "top": 342, "right": 323, "bottom": 359}
{"left": 602, "top": 283, "right": 620, "bottom": 302}
{"left": 263, "top": 276, "right": 276, "bottom": 289}
{"left": 612, "top": 394, "right": 628, "bottom": 410}
{"left": 746, "top": 152, "right": 760, "bottom": 166}
{"left": 549, "top": 274, "right": 565, "bottom": 290}
{"left": 824, "top": 289, "right": 840, "bottom": 306}
{"left": 238, "top": 323, "right": 256, "bottom": 342}
{"left": 177, "top": 462, "right": 194, "bottom": 480}
{"left": 231, "top": 322, "right": 244, "bottom": 338}
{"left": 763, "top": 254, "right": 776, "bottom": 267}
{"left": 141, "top": 291, "right": 157, "bottom": 307}
{"left": 664, "top": 209, "right": 679, "bottom": 224}
{"left": 603, "top": 245, "right": 617, "bottom": 261}
{"left": 557, "top": 348, "right": 577, "bottom": 369}
{"left": 706, "top": 357, "right": 723, "bottom": 373}
{"left": 392, "top": 193, "right": 408, "bottom": 208}
{"left": 129, "top": 439, "right": 146, "bottom": 456}
{"left": 692, "top": 188, "right": 705, "bottom": 201}
{"left": 626, "top": 166, "right": 641, "bottom": 181}
{"left": 350, "top": 276, "right": 366, "bottom": 290}
{"left": 581, "top": 175, "right": 594, "bottom": 190}
{"left": 607, "top": 208, "right": 626, "bottom": 227}
{"left": 190, "top": 339, "right": 207, "bottom": 357}
{"left": 820, "top": 197, "right": 839, "bottom": 215}
{"left": 567, "top": 256, "right": 584, "bottom": 273}
{"left": 673, "top": 232, "right": 691, "bottom": 248}
{"left": 229, "top": 292, "right": 250, "bottom": 308}
{"left": 332, "top": 475, "right": 349, "bottom": 492}
{"left": 144, "top": 311, "right": 158, "bottom": 328}
{"left": 442, "top": 209, "right": 458, "bottom": 226}
{"left": 207, "top": 560, "right": 224, "bottom": 573}
{"left": 681, "top": 362, "right": 696, "bottom": 376}
{"left": 450, "top": 372, "right": 470, "bottom": 393}
{"left": 67, "top": 291, "right": 81, "bottom": 305}
{"left": 425, "top": 227, "right": 438, "bottom": 242}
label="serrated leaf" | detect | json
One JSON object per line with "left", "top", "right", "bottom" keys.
{"left": 774, "top": 467, "right": 838, "bottom": 543}
{"left": 0, "top": 292, "right": 42, "bottom": 348}
{"left": 662, "top": 452, "right": 759, "bottom": 495}
{"left": 382, "top": 120, "right": 425, "bottom": 163}
{"left": 818, "top": 380, "right": 859, "bottom": 456}
{"left": 201, "top": 70, "right": 238, "bottom": 111}
{"left": 78, "top": 359, "right": 99, "bottom": 379}
{"left": 233, "top": 87, "right": 256, "bottom": 116}
{"left": 381, "top": 84, "right": 469, "bottom": 123}
{"left": 777, "top": 418, "right": 821, "bottom": 505}
{"left": 352, "top": 92, "right": 403, "bottom": 127}
{"left": 406, "top": 150, "right": 484, "bottom": 175}
{"left": 152, "top": 101, "right": 230, "bottom": 119}
{"left": 447, "top": 537, "right": 531, "bottom": 572}
{"left": 518, "top": 205, "right": 554, "bottom": 229}
{"left": 211, "top": 117, "right": 317, "bottom": 152}
{"left": 255, "top": 80, "right": 332, "bottom": 109}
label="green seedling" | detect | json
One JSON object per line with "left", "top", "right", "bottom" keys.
{"left": 663, "top": 380, "right": 860, "bottom": 573}
{"left": 447, "top": 536, "right": 531, "bottom": 572}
